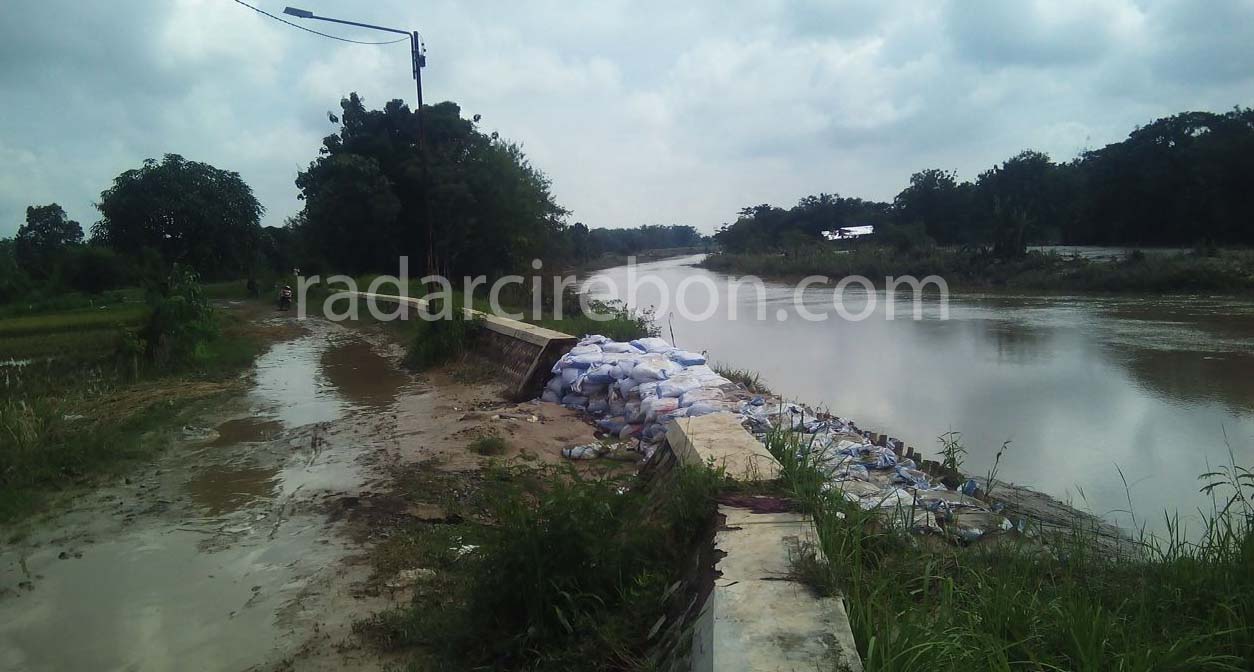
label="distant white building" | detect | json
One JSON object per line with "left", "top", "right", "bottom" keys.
{"left": 822, "top": 225, "right": 874, "bottom": 240}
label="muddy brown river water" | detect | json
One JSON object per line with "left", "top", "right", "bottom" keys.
{"left": 588, "top": 255, "right": 1254, "bottom": 533}
{"left": 0, "top": 320, "right": 412, "bottom": 672}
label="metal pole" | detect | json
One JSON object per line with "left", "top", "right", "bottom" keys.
{"left": 411, "top": 32, "right": 425, "bottom": 150}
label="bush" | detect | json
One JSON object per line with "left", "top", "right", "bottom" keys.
{"left": 372, "top": 464, "right": 721, "bottom": 670}
{"left": 61, "top": 245, "right": 131, "bottom": 294}
{"left": 141, "top": 265, "right": 218, "bottom": 367}
{"left": 404, "top": 297, "right": 482, "bottom": 371}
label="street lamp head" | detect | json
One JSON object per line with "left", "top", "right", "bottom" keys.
{"left": 283, "top": 6, "right": 314, "bottom": 18}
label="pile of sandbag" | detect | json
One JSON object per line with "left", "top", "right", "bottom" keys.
{"left": 541, "top": 335, "right": 743, "bottom": 457}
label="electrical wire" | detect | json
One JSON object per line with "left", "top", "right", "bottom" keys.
{"left": 230, "top": 0, "right": 410, "bottom": 45}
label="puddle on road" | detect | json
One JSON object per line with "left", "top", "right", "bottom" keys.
{"left": 321, "top": 338, "right": 409, "bottom": 408}
{"left": 0, "top": 326, "right": 410, "bottom": 671}
{"left": 209, "top": 417, "right": 283, "bottom": 446}
{"left": 186, "top": 464, "right": 279, "bottom": 515}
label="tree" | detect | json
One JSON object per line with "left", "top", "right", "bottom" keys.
{"left": 0, "top": 238, "right": 30, "bottom": 303}
{"left": 294, "top": 94, "right": 568, "bottom": 277}
{"left": 93, "top": 154, "right": 264, "bottom": 279}
{"left": 14, "top": 203, "right": 82, "bottom": 279}
{"left": 892, "top": 169, "right": 976, "bottom": 245}
{"left": 975, "top": 150, "right": 1059, "bottom": 258}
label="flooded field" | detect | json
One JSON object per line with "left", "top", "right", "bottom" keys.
{"left": 0, "top": 320, "right": 413, "bottom": 672}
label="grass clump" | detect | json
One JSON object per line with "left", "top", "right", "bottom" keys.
{"left": 762, "top": 428, "right": 1254, "bottom": 672}
{"left": 711, "top": 361, "right": 771, "bottom": 395}
{"left": 403, "top": 297, "right": 483, "bottom": 371}
{"left": 468, "top": 434, "right": 508, "bottom": 456}
{"left": 361, "top": 463, "right": 721, "bottom": 670}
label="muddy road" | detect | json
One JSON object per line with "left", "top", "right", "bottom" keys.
{"left": 0, "top": 314, "right": 604, "bottom": 671}
{"left": 1, "top": 319, "right": 415, "bottom": 671}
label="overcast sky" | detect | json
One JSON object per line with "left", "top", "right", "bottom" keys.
{"left": 1, "top": 0, "right": 1251, "bottom": 238}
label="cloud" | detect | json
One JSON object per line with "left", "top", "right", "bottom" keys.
{"left": 1, "top": 0, "right": 1251, "bottom": 238}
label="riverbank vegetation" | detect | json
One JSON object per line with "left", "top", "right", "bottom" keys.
{"left": 358, "top": 461, "right": 721, "bottom": 670}
{"left": 702, "top": 246, "right": 1254, "bottom": 292}
{"left": 765, "top": 429, "right": 1254, "bottom": 671}
{"left": 706, "top": 108, "right": 1254, "bottom": 291}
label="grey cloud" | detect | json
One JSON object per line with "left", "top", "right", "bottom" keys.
{"left": 0, "top": 0, "right": 1250, "bottom": 238}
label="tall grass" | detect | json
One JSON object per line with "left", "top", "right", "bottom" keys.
{"left": 361, "top": 463, "right": 722, "bottom": 670}
{"left": 711, "top": 362, "right": 771, "bottom": 395}
{"left": 763, "top": 428, "right": 1254, "bottom": 672}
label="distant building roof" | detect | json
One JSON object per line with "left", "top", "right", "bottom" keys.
{"left": 822, "top": 225, "right": 874, "bottom": 240}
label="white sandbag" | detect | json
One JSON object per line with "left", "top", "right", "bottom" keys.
{"left": 643, "top": 396, "right": 680, "bottom": 422}
{"left": 679, "top": 387, "right": 724, "bottom": 407}
{"left": 617, "top": 378, "right": 640, "bottom": 396}
{"left": 585, "top": 364, "right": 616, "bottom": 384}
{"left": 630, "top": 337, "right": 673, "bottom": 353}
{"left": 602, "top": 342, "right": 638, "bottom": 354}
{"left": 561, "top": 367, "right": 581, "bottom": 386}
{"left": 658, "top": 374, "right": 702, "bottom": 398}
{"left": 541, "top": 389, "right": 561, "bottom": 404}
{"left": 686, "top": 400, "right": 737, "bottom": 417}
{"left": 561, "top": 393, "right": 589, "bottom": 408}
{"left": 631, "top": 354, "right": 680, "bottom": 382}
{"left": 546, "top": 376, "right": 565, "bottom": 395}
{"left": 569, "top": 352, "right": 603, "bottom": 368}
{"left": 636, "top": 381, "right": 660, "bottom": 398}
{"left": 668, "top": 350, "right": 706, "bottom": 366}
{"left": 569, "top": 343, "right": 601, "bottom": 356}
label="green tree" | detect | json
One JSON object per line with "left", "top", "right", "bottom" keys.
{"left": 14, "top": 204, "right": 82, "bottom": 279}
{"left": 892, "top": 169, "right": 976, "bottom": 245}
{"left": 975, "top": 150, "right": 1059, "bottom": 258}
{"left": 295, "top": 94, "right": 568, "bottom": 277}
{"left": 92, "top": 154, "right": 263, "bottom": 278}
{"left": 0, "top": 239, "right": 30, "bottom": 304}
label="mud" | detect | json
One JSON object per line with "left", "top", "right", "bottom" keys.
{"left": 0, "top": 315, "right": 606, "bottom": 671}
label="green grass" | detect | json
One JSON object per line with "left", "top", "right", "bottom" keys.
{"left": 0, "top": 284, "right": 273, "bottom": 524}
{"left": 710, "top": 362, "right": 771, "bottom": 395}
{"left": 762, "top": 428, "right": 1254, "bottom": 672}
{"left": 0, "top": 395, "right": 201, "bottom": 524}
{"left": 358, "top": 462, "right": 722, "bottom": 671}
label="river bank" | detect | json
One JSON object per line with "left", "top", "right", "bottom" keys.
{"left": 700, "top": 246, "right": 1254, "bottom": 293}
{"left": 585, "top": 255, "right": 1254, "bottom": 534}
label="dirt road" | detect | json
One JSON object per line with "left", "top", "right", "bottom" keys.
{"left": 0, "top": 315, "right": 601, "bottom": 671}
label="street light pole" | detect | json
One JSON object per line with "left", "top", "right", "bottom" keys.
{"left": 284, "top": 6, "right": 436, "bottom": 274}
{"left": 283, "top": 7, "right": 426, "bottom": 147}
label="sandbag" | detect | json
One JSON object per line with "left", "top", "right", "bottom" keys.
{"left": 668, "top": 350, "right": 706, "bottom": 366}
{"left": 643, "top": 396, "right": 680, "bottom": 422}
{"left": 541, "top": 389, "right": 561, "bottom": 404}
{"left": 630, "top": 337, "right": 673, "bottom": 353}
{"left": 679, "top": 388, "right": 723, "bottom": 407}
{"left": 658, "top": 374, "right": 702, "bottom": 398}
{"left": 561, "top": 393, "right": 589, "bottom": 408}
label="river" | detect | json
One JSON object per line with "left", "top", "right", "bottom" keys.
{"left": 587, "top": 254, "right": 1254, "bottom": 532}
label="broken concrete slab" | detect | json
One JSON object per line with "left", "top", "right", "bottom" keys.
{"left": 667, "top": 413, "right": 780, "bottom": 481}
{"left": 690, "top": 505, "right": 862, "bottom": 672}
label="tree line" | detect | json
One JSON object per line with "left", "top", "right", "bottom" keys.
{"left": 0, "top": 93, "right": 703, "bottom": 304}
{"left": 716, "top": 108, "right": 1254, "bottom": 257}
